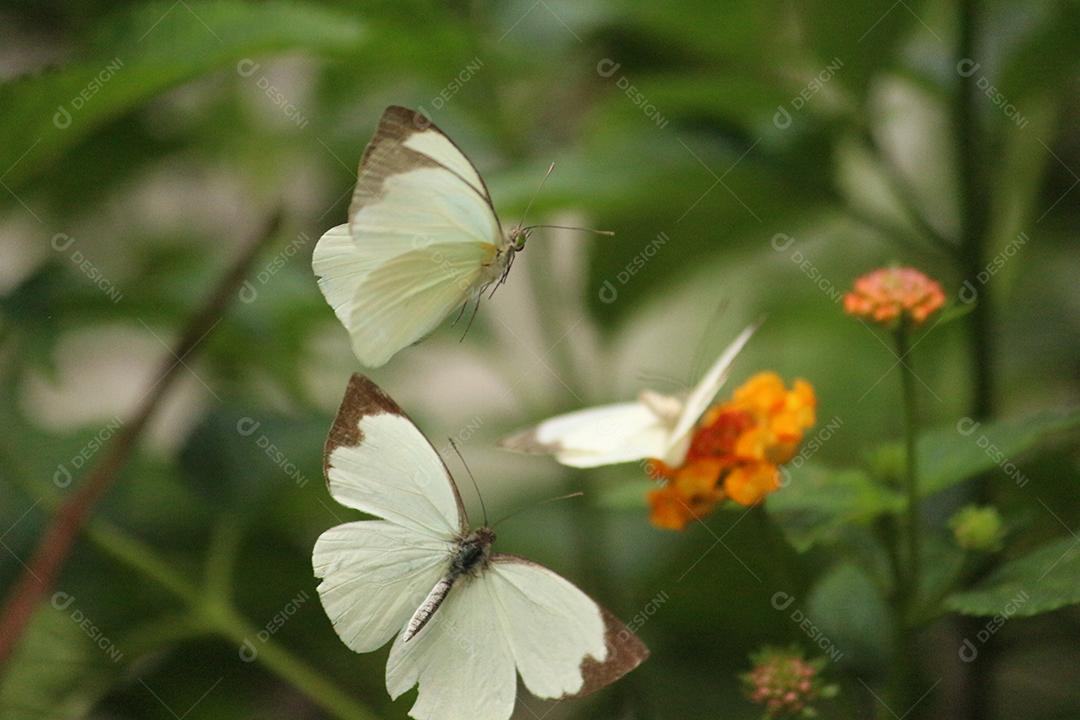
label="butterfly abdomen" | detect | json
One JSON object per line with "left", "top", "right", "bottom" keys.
{"left": 403, "top": 576, "right": 455, "bottom": 642}
{"left": 402, "top": 528, "right": 495, "bottom": 643}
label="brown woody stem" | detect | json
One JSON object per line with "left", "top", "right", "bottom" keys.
{"left": 0, "top": 210, "right": 283, "bottom": 670}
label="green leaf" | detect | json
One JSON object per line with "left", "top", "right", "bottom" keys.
{"left": 806, "top": 562, "right": 892, "bottom": 671}
{"left": 919, "top": 408, "right": 1080, "bottom": 497}
{"left": 768, "top": 464, "right": 904, "bottom": 551}
{"left": 0, "top": 603, "right": 123, "bottom": 720}
{"left": 981, "top": 95, "right": 1058, "bottom": 301}
{"left": 178, "top": 405, "right": 324, "bottom": 510}
{"left": 798, "top": 0, "right": 929, "bottom": 96}
{"left": 996, "top": 1, "right": 1080, "bottom": 105}
{"left": 914, "top": 533, "right": 968, "bottom": 620}
{"left": 617, "top": 1, "right": 789, "bottom": 66}
{"left": 595, "top": 463, "right": 905, "bottom": 552}
{"left": 945, "top": 537, "right": 1080, "bottom": 617}
{"left": 0, "top": 0, "right": 364, "bottom": 189}
{"left": 932, "top": 300, "right": 975, "bottom": 328}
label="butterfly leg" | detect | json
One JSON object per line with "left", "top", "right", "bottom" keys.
{"left": 459, "top": 294, "right": 482, "bottom": 342}
{"left": 451, "top": 300, "right": 469, "bottom": 327}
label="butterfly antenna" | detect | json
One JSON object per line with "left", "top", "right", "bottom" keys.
{"left": 448, "top": 438, "right": 487, "bottom": 526}
{"left": 690, "top": 300, "right": 731, "bottom": 382}
{"left": 491, "top": 491, "right": 585, "bottom": 527}
{"left": 520, "top": 224, "right": 615, "bottom": 237}
{"left": 635, "top": 370, "right": 689, "bottom": 392}
{"left": 514, "top": 161, "right": 557, "bottom": 234}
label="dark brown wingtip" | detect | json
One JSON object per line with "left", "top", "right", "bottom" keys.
{"left": 573, "top": 606, "right": 650, "bottom": 697}
{"left": 323, "top": 373, "right": 404, "bottom": 475}
{"left": 359, "top": 107, "right": 428, "bottom": 170}
{"left": 382, "top": 104, "right": 414, "bottom": 117}
{"left": 378, "top": 105, "right": 438, "bottom": 136}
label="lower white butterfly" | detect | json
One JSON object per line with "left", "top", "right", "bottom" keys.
{"left": 500, "top": 322, "right": 760, "bottom": 467}
{"left": 313, "top": 375, "right": 648, "bottom": 720}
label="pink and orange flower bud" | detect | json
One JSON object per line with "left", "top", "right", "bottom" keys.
{"left": 843, "top": 266, "right": 945, "bottom": 328}
{"left": 740, "top": 645, "right": 837, "bottom": 718}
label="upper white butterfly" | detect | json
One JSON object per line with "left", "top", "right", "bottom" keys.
{"left": 500, "top": 322, "right": 760, "bottom": 468}
{"left": 313, "top": 374, "right": 648, "bottom": 720}
{"left": 313, "top": 106, "right": 523, "bottom": 367}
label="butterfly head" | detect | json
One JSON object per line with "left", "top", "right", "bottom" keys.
{"left": 474, "top": 526, "right": 496, "bottom": 546}
{"left": 508, "top": 226, "right": 531, "bottom": 253}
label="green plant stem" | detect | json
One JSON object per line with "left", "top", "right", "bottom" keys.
{"left": 955, "top": 0, "right": 994, "bottom": 435}
{"left": 955, "top": 2, "right": 996, "bottom": 718}
{"left": 896, "top": 328, "right": 921, "bottom": 596}
{"left": 891, "top": 618, "right": 919, "bottom": 719}
{"left": 5, "top": 450, "right": 381, "bottom": 719}
{"left": 85, "top": 520, "right": 381, "bottom": 720}
{"left": 894, "top": 325, "right": 922, "bottom": 715}
{"left": 213, "top": 609, "right": 381, "bottom": 720}
{"left": 88, "top": 522, "right": 203, "bottom": 605}
{"left": 953, "top": 0, "right": 994, "bottom": 490}
{"left": 0, "top": 210, "right": 283, "bottom": 670}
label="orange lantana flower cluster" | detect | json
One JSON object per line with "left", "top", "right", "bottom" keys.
{"left": 843, "top": 266, "right": 945, "bottom": 327}
{"left": 646, "top": 372, "right": 816, "bottom": 530}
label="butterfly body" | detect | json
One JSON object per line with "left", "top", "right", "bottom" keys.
{"left": 448, "top": 527, "right": 496, "bottom": 577}
{"left": 403, "top": 527, "right": 495, "bottom": 642}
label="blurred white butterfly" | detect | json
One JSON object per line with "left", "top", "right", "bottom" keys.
{"left": 312, "top": 106, "right": 526, "bottom": 367}
{"left": 313, "top": 374, "right": 648, "bottom": 720}
{"left": 500, "top": 322, "right": 760, "bottom": 468}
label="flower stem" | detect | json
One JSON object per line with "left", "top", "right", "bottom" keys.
{"left": 895, "top": 327, "right": 920, "bottom": 598}
{"left": 893, "top": 325, "right": 923, "bottom": 715}
{"left": 955, "top": 0, "right": 993, "bottom": 430}
{"left": 954, "top": 1, "right": 998, "bottom": 715}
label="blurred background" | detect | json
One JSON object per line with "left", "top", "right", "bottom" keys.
{"left": 1, "top": 1, "right": 1078, "bottom": 718}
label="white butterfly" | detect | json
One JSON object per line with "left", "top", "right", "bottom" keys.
{"left": 313, "top": 106, "right": 524, "bottom": 368}
{"left": 500, "top": 322, "right": 759, "bottom": 468}
{"left": 313, "top": 374, "right": 649, "bottom": 720}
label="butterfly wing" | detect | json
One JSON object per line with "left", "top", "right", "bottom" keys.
{"left": 668, "top": 321, "right": 761, "bottom": 447}
{"left": 313, "top": 106, "right": 504, "bottom": 367}
{"left": 314, "top": 374, "right": 467, "bottom": 653}
{"left": 499, "top": 402, "right": 671, "bottom": 467}
{"left": 487, "top": 555, "right": 649, "bottom": 699}
{"left": 322, "top": 373, "right": 467, "bottom": 535}
{"left": 314, "top": 520, "right": 452, "bottom": 653}
{"left": 386, "top": 575, "right": 517, "bottom": 720}
{"left": 343, "top": 241, "right": 496, "bottom": 367}
{"left": 385, "top": 555, "right": 648, "bottom": 720}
